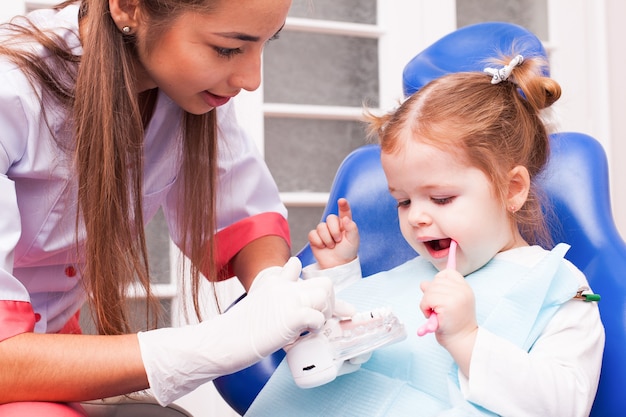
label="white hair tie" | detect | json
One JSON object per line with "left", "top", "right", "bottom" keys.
{"left": 484, "top": 55, "right": 524, "bottom": 84}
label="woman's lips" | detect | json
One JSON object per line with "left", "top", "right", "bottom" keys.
{"left": 202, "top": 91, "right": 231, "bottom": 108}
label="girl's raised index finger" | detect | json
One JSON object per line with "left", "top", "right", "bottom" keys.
{"left": 337, "top": 198, "right": 353, "bottom": 220}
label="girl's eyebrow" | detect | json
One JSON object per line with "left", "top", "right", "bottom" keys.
{"left": 215, "top": 23, "right": 286, "bottom": 43}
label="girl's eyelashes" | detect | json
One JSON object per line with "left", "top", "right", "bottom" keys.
{"left": 395, "top": 195, "right": 456, "bottom": 208}
{"left": 431, "top": 196, "right": 455, "bottom": 205}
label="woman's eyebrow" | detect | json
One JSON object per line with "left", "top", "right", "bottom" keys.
{"left": 215, "top": 32, "right": 260, "bottom": 42}
{"left": 215, "top": 22, "right": 286, "bottom": 43}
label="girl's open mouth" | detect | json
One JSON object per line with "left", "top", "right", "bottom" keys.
{"left": 425, "top": 238, "right": 453, "bottom": 258}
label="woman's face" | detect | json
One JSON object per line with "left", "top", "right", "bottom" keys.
{"left": 381, "top": 137, "right": 525, "bottom": 276}
{"left": 134, "top": 0, "right": 291, "bottom": 114}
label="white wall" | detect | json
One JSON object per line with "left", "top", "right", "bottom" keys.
{"left": 0, "top": 2, "right": 25, "bottom": 21}
{"left": 605, "top": 0, "right": 626, "bottom": 236}
{"left": 548, "top": 0, "right": 626, "bottom": 238}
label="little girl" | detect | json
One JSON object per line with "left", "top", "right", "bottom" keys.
{"left": 245, "top": 54, "right": 604, "bottom": 416}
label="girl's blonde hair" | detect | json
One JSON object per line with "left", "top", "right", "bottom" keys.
{"left": 368, "top": 54, "right": 561, "bottom": 248}
{"left": 1, "top": 0, "right": 224, "bottom": 335}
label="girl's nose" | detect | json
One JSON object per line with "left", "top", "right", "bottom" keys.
{"left": 407, "top": 205, "right": 432, "bottom": 227}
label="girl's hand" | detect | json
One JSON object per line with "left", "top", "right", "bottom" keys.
{"left": 308, "top": 198, "right": 360, "bottom": 269}
{"left": 419, "top": 269, "right": 478, "bottom": 375}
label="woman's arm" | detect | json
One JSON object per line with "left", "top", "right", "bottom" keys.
{"left": 0, "top": 332, "right": 148, "bottom": 403}
{"left": 1, "top": 257, "right": 336, "bottom": 407}
{"left": 231, "top": 234, "right": 290, "bottom": 291}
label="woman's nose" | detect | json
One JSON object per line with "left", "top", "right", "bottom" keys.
{"left": 230, "top": 53, "right": 262, "bottom": 92}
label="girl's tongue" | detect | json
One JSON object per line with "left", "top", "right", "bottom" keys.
{"left": 426, "top": 238, "right": 453, "bottom": 258}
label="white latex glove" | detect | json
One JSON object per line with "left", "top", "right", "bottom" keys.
{"left": 137, "top": 257, "right": 334, "bottom": 405}
{"left": 334, "top": 298, "right": 357, "bottom": 318}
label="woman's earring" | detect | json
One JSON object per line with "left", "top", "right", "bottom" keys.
{"left": 122, "top": 26, "right": 132, "bottom": 34}
{"left": 509, "top": 205, "right": 517, "bottom": 213}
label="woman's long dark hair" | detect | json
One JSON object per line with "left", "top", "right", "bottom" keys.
{"left": 1, "top": 0, "right": 219, "bottom": 334}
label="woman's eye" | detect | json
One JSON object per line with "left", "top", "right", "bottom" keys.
{"left": 431, "top": 196, "right": 454, "bottom": 205}
{"left": 214, "top": 47, "right": 242, "bottom": 58}
{"left": 268, "top": 32, "right": 281, "bottom": 42}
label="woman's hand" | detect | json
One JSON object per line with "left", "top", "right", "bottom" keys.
{"left": 137, "top": 257, "right": 336, "bottom": 405}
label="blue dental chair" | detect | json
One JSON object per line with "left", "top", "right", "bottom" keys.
{"left": 214, "top": 22, "right": 626, "bottom": 416}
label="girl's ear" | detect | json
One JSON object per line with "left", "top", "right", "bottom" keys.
{"left": 507, "top": 165, "right": 530, "bottom": 212}
{"left": 108, "top": 0, "right": 140, "bottom": 31}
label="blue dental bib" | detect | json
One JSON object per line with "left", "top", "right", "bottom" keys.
{"left": 245, "top": 244, "right": 578, "bottom": 417}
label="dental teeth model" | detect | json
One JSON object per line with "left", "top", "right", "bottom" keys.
{"left": 286, "top": 307, "right": 406, "bottom": 388}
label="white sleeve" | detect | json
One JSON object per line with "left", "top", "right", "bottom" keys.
{"left": 0, "top": 176, "right": 25, "bottom": 300}
{"left": 459, "top": 287, "right": 604, "bottom": 416}
{"left": 0, "top": 65, "right": 33, "bottom": 343}
{"left": 214, "top": 101, "right": 287, "bottom": 231}
{"left": 302, "top": 257, "right": 362, "bottom": 293}
{"left": 0, "top": 66, "right": 29, "bottom": 303}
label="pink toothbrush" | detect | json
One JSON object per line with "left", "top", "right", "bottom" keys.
{"left": 417, "top": 239, "right": 457, "bottom": 336}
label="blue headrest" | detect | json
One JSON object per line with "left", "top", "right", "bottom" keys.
{"left": 403, "top": 21, "right": 549, "bottom": 97}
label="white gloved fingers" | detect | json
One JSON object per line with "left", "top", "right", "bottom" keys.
{"left": 249, "top": 266, "right": 282, "bottom": 292}
{"left": 249, "top": 257, "right": 302, "bottom": 293}
{"left": 279, "top": 256, "right": 302, "bottom": 283}
{"left": 297, "top": 276, "right": 334, "bottom": 320}
{"left": 283, "top": 308, "right": 327, "bottom": 335}
{"left": 241, "top": 271, "right": 335, "bottom": 359}
{"left": 334, "top": 298, "right": 357, "bottom": 319}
